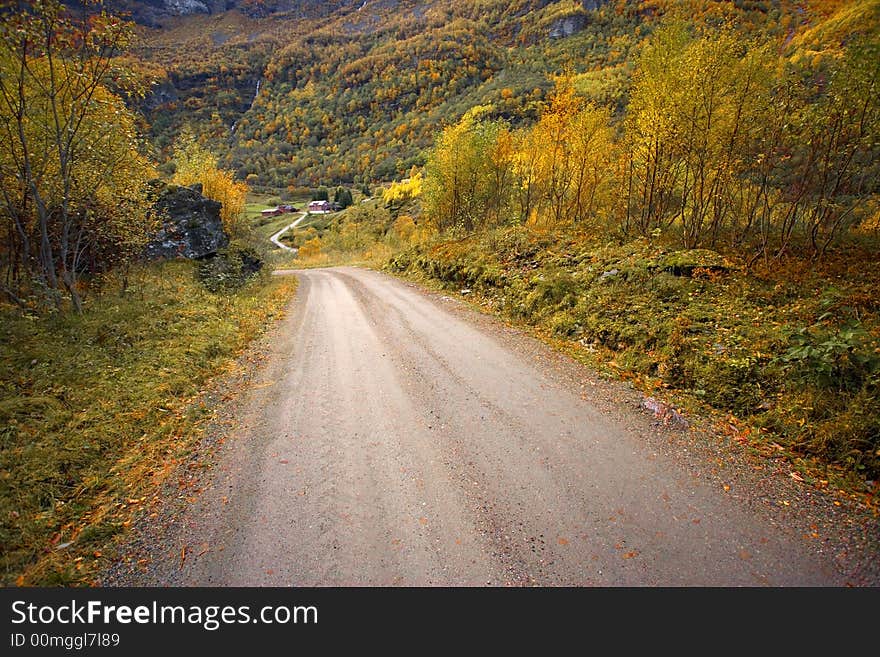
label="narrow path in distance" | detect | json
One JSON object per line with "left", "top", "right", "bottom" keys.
{"left": 269, "top": 211, "right": 309, "bottom": 252}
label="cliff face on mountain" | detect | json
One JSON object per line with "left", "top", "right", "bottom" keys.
{"left": 105, "top": 0, "right": 352, "bottom": 26}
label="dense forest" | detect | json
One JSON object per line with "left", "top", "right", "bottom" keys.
{"left": 129, "top": 0, "right": 856, "bottom": 189}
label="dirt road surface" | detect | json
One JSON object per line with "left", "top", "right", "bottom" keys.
{"left": 108, "top": 267, "right": 879, "bottom": 586}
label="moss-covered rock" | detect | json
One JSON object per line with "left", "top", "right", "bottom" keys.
{"left": 649, "top": 249, "right": 736, "bottom": 277}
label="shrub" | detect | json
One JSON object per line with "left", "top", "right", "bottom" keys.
{"left": 198, "top": 239, "right": 265, "bottom": 292}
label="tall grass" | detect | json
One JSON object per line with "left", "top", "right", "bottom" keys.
{"left": 0, "top": 260, "right": 297, "bottom": 585}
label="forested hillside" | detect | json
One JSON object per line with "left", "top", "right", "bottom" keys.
{"left": 130, "top": 0, "right": 848, "bottom": 189}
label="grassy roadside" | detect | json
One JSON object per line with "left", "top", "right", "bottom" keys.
{"left": 385, "top": 227, "right": 880, "bottom": 508}
{"left": 0, "top": 261, "right": 297, "bottom": 585}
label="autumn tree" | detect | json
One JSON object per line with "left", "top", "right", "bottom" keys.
{"left": 382, "top": 170, "right": 423, "bottom": 213}
{"left": 781, "top": 35, "right": 880, "bottom": 258}
{"left": 423, "top": 107, "right": 513, "bottom": 232}
{"left": 0, "top": 0, "right": 153, "bottom": 311}
{"left": 516, "top": 75, "right": 616, "bottom": 228}
{"left": 624, "top": 22, "right": 880, "bottom": 258}
{"left": 623, "top": 23, "right": 694, "bottom": 237}
{"left": 172, "top": 130, "right": 248, "bottom": 237}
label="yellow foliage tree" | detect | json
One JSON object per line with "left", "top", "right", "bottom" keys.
{"left": 382, "top": 171, "right": 424, "bottom": 206}
{"left": 424, "top": 105, "right": 515, "bottom": 231}
{"left": 172, "top": 132, "right": 248, "bottom": 237}
{"left": 514, "top": 74, "right": 616, "bottom": 228}
{"left": 392, "top": 214, "right": 417, "bottom": 242}
{"left": 0, "top": 1, "right": 154, "bottom": 310}
{"left": 298, "top": 236, "right": 322, "bottom": 259}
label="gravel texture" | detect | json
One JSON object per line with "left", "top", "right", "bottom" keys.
{"left": 103, "top": 267, "right": 880, "bottom": 586}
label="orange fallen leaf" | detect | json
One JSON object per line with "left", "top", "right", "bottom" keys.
{"left": 622, "top": 551, "right": 639, "bottom": 559}
{"left": 557, "top": 537, "right": 569, "bottom": 546}
{"left": 418, "top": 517, "right": 428, "bottom": 525}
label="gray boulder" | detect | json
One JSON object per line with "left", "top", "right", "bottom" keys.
{"left": 549, "top": 13, "right": 588, "bottom": 39}
{"left": 145, "top": 183, "right": 228, "bottom": 260}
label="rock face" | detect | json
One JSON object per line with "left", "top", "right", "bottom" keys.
{"left": 104, "top": 1, "right": 351, "bottom": 25}
{"left": 145, "top": 183, "right": 228, "bottom": 260}
{"left": 581, "top": 0, "right": 609, "bottom": 11}
{"left": 548, "top": 0, "right": 609, "bottom": 39}
{"left": 549, "top": 13, "right": 588, "bottom": 39}
{"left": 164, "top": 0, "right": 210, "bottom": 15}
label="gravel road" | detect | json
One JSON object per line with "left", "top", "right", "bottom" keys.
{"left": 107, "top": 267, "right": 879, "bottom": 586}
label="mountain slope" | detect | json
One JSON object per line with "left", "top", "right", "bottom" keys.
{"left": 129, "top": 0, "right": 879, "bottom": 188}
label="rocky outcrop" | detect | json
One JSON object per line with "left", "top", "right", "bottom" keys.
{"left": 102, "top": 0, "right": 229, "bottom": 27}
{"left": 549, "top": 13, "right": 588, "bottom": 39}
{"left": 650, "top": 250, "right": 736, "bottom": 277}
{"left": 104, "top": 0, "right": 350, "bottom": 24}
{"left": 548, "top": 0, "right": 610, "bottom": 39}
{"left": 142, "top": 81, "right": 178, "bottom": 112}
{"left": 164, "top": 0, "right": 210, "bottom": 15}
{"left": 145, "top": 183, "right": 228, "bottom": 260}
{"left": 581, "top": 0, "right": 609, "bottom": 11}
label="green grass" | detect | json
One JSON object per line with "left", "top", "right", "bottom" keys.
{"left": 278, "top": 212, "right": 339, "bottom": 249}
{"left": 245, "top": 192, "right": 311, "bottom": 240}
{"left": 0, "top": 261, "right": 297, "bottom": 585}
{"left": 386, "top": 227, "right": 880, "bottom": 499}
